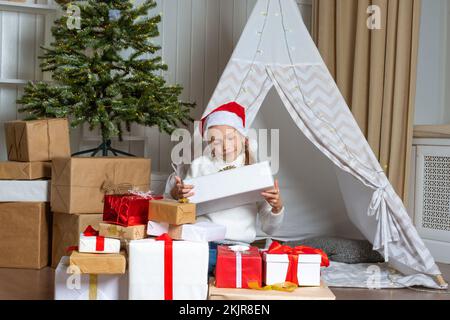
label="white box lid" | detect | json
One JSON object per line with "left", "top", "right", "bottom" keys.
{"left": 264, "top": 252, "right": 322, "bottom": 264}
{"left": 183, "top": 161, "right": 273, "bottom": 204}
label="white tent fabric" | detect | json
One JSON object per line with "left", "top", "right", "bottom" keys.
{"left": 200, "top": 0, "right": 444, "bottom": 284}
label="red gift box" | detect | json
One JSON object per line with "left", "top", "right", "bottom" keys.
{"left": 215, "top": 245, "right": 262, "bottom": 289}
{"left": 103, "top": 193, "right": 163, "bottom": 227}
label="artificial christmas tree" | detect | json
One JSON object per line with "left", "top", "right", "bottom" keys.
{"left": 18, "top": 0, "right": 193, "bottom": 156}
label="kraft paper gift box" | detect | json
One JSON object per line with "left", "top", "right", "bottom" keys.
{"left": 208, "top": 279, "right": 336, "bottom": 300}
{"left": 0, "top": 161, "right": 51, "bottom": 180}
{"left": 148, "top": 199, "right": 196, "bottom": 225}
{"left": 146, "top": 220, "right": 169, "bottom": 236}
{"left": 0, "top": 180, "right": 50, "bottom": 202}
{"left": 69, "top": 250, "right": 127, "bottom": 275}
{"left": 128, "top": 238, "right": 209, "bottom": 300}
{"left": 215, "top": 245, "right": 262, "bottom": 289}
{"left": 103, "top": 193, "right": 163, "bottom": 227}
{"left": 168, "top": 221, "right": 226, "bottom": 242}
{"left": 51, "top": 212, "right": 103, "bottom": 268}
{"left": 99, "top": 223, "right": 146, "bottom": 240}
{"left": 263, "top": 242, "right": 329, "bottom": 287}
{"left": 55, "top": 256, "right": 128, "bottom": 300}
{"left": 51, "top": 157, "right": 151, "bottom": 214}
{"left": 183, "top": 161, "right": 274, "bottom": 216}
{"left": 79, "top": 228, "right": 121, "bottom": 254}
{"left": 4, "top": 118, "right": 70, "bottom": 162}
{"left": 0, "top": 202, "right": 50, "bottom": 269}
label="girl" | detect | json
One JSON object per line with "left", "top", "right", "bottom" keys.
{"left": 165, "top": 102, "right": 285, "bottom": 245}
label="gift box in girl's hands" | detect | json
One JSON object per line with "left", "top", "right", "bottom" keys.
{"left": 183, "top": 161, "right": 274, "bottom": 216}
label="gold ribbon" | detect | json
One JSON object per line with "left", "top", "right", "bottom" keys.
{"left": 178, "top": 197, "right": 190, "bottom": 204}
{"left": 89, "top": 275, "right": 98, "bottom": 300}
{"left": 219, "top": 165, "right": 237, "bottom": 172}
{"left": 101, "top": 179, "right": 133, "bottom": 195}
{"left": 248, "top": 281, "right": 298, "bottom": 292}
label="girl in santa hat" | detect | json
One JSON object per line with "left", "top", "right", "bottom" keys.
{"left": 165, "top": 102, "right": 285, "bottom": 245}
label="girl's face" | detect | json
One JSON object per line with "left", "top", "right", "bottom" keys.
{"left": 207, "top": 125, "right": 245, "bottom": 162}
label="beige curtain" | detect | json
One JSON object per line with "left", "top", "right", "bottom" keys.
{"left": 312, "top": 0, "right": 421, "bottom": 202}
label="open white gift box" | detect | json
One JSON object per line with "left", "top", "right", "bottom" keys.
{"left": 263, "top": 253, "right": 322, "bottom": 287}
{"left": 183, "top": 161, "right": 274, "bottom": 216}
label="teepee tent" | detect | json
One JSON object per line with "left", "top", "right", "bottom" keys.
{"left": 200, "top": 0, "right": 445, "bottom": 287}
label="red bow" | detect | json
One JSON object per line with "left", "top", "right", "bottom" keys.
{"left": 83, "top": 225, "right": 99, "bottom": 236}
{"left": 156, "top": 233, "right": 173, "bottom": 300}
{"left": 267, "top": 241, "right": 330, "bottom": 285}
{"left": 83, "top": 225, "right": 104, "bottom": 252}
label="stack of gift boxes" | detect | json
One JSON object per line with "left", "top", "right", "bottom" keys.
{"left": 54, "top": 160, "right": 330, "bottom": 300}
{"left": 0, "top": 119, "right": 70, "bottom": 270}
{"left": 53, "top": 156, "right": 152, "bottom": 300}
{"left": 1, "top": 118, "right": 331, "bottom": 300}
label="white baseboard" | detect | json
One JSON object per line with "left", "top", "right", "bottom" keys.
{"left": 423, "top": 239, "right": 450, "bottom": 264}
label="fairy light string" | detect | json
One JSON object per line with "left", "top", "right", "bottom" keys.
{"left": 232, "top": 0, "right": 383, "bottom": 177}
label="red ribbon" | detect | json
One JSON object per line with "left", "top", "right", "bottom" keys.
{"left": 267, "top": 241, "right": 330, "bottom": 285}
{"left": 83, "top": 225, "right": 105, "bottom": 252}
{"left": 95, "top": 236, "right": 105, "bottom": 252}
{"left": 66, "top": 246, "right": 79, "bottom": 253}
{"left": 156, "top": 233, "right": 173, "bottom": 300}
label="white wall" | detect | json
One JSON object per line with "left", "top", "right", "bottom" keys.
{"left": 0, "top": 0, "right": 54, "bottom": 160}
{"left": 415, "top": 0, "right": 450, "bottom": 125}
{"left": 0, "top": 0, "right": 313, "bottom": 172}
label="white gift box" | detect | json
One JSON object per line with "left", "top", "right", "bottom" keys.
{"left": 146, "top": 220, "right": 169, "bottom": 237}
{"left": 79, "top": 233, "right": 121, "bottom": 254}
{"left": 54, "top": 256, "right": 128, "bottom": 300}
{"left": 128, "top": 238, "right": 209, "bottom": 300}
{"left": 0, "top": 180, "right": 49, "bottom": 202}
{"left": 170, "top": 221, "right": 226, "bottom": 242}
{"left": 264, "top": 253, "right": 322, "bottom": 287}
{"left": 183, "top": 161, "right": 274, "bottom": 215}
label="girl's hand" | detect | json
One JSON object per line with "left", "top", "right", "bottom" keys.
{"left": 261, "top": 180, "right": 283, "bottom": 214}
{"left": 170, "top": 176, "right": 194, "bottom": 200}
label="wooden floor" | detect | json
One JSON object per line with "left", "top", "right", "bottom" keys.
{"left": 0, "top": 263, "right": 449, "bottom": 300}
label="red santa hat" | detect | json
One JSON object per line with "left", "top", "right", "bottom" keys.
{"left": 201, "top": 102, "right": 247, "bottom": 137}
